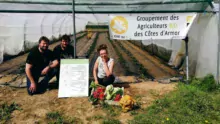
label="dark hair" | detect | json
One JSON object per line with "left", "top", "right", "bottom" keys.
{"left": 61, "top": 34, "right": 71, "bottom": 42}
{"left": 97, "top": 44, "right": 108, "bottom": 53}
{"left": 39, "top": 36, "right": 49, "bottom": 44}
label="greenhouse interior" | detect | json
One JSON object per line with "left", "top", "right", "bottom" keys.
{"left": 1, "top": 0, "right": 220, "bottom": 123}
{"left": 0, "top": 0, "right": 219, "bottom": 79}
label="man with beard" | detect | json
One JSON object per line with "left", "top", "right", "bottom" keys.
{"left": 53, "top": 34, "right": 74, "bottom": 85}
{"left": 25, "top": 36, "right": 58, "bottom": 95}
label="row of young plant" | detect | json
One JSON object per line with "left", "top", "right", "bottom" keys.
{"left": 129, "top": 40, "right": 171, "bottom": 63}
{"left": 86, "top": 33, "right": 99, "bottom": 57}
{"left": 70, "top": 32, "right": 87, "bottom": 44}
{"left": 116, "top": 41, "right": 154, "bottom": 80}
{"left": 108, "top": 39, "right": 131, "bottom": 75}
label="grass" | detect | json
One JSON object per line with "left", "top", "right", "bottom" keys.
{"left": 46, "top": 111, "right": 64, "bottom": 124}
{"left": 129, "top": 74, "right": 220, "bottom": 124}
{"left": 86, "top": 115, "right": 105, "bottom": 121}
{"left": 0, "top": 102, "right": 21, "bottom": 123}
{"left": 102, "top": 103, "right": 121, "bottom": 117}
{"left": 86, "top": 103, "right": 122, "bottom": 124}
{"left": 102, "top": 119, "right": 121, "bottom": 124}
{"left": 46, "top": 111, "right": 82, "bottom": 124}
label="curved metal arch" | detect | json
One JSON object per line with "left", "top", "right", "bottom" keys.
{"left": 52, "top": 14, "right": 67, "bottom": 37}
{"left": 40, "top": 14, "right": 47, "bottom": 36}
{"left": 58, "top": 14, "right": 70, "bottom": 35}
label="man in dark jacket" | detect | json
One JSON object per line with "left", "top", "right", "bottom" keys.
{"left": 25, "top": 36, "right": 58, "bottom": 95}
{"left": 53, "top": 35, "right": 74, "bottom": 84}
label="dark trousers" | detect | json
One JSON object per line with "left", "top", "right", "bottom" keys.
{"left": 98, "top": 75, "right": 115, "bottom": 87}
{"left": 27, "top": 68, "right": 58, "bottom": 95}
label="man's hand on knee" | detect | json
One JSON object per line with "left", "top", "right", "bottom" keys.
{"left": 29, "top": 81, "right": 36, "bottom": 93}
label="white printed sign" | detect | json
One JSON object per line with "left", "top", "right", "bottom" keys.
{"left": 58, "top": 59, "right": 89, "bottom": 98}
{"left": 109, "top": 13, "right": 197, "bottom": 40}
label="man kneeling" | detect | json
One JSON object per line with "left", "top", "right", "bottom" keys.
{"left": 25, "top": 36, "right": 58, "bottom": 95}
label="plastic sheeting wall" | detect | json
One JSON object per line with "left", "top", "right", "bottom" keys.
{"left": 0, "top": 13, "right": 74, "bottom": 63}
{"left": 189, "top": 13, "right": 218, "bottom": 78}
{"left": 142, "top": 13, "right": 219, "bottom": 78}
{"left": 0, "top": 14, "right": 107, "bottom": 63}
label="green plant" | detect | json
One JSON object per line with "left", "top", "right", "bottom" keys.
{"left": 47, "top": 111, "right": 64, "bottom": 124}
{"left": 129, "top": 78, "right": 220, "bottom": 124}
{"left": 87, "top": 115, "right": 104, "bottom": 121}
{"left": 191, "top": 74, "right": 218, "bottom": 92}
{"left": 0, "top": 102, "right": 22, "bottom": 123}
{"left": 102, "top": 119, "right": 121, "bottom": 124}
{"left": 46, "top": 111, "right": 82, "bottom": 124}
{"left": 130, "top": 110, "right": 138, "bottom": 116}
{"left": 134, "top": 95, "right": 143, "bottom": 108}
{"left": 102, "top": 103, "right": 121, "bottom": 117}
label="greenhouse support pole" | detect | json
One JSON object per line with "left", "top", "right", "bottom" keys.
{"left": 217, "top": 1, "right": 220, "bottom": 85}
{"left": 185, "top": 36, "right": 189, "bottom": 84}
{"left": 72, "top": 0, "right": 76, "bottom": 58}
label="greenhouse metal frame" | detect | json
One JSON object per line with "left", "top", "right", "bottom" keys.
{"left": 0, "top": 0, "right": 218, "bottom": 83}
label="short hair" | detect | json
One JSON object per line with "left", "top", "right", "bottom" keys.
{"left": 61, "top": 35, "right": 71, "bottom": 42}
{"left": 97, "top": 44, "right": 108, "bottom": 53}
{"left": 39, "top": 36, "right": 49, "bottom": 44}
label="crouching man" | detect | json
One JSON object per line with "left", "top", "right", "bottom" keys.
{"left": 25, "top": 36, "right": 58, "bottom": 95}
{"left": 53, "top": 34, "right": 74, "bottom": 85}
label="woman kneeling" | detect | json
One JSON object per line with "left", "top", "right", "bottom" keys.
{"left": 93, "top": 44, "right": 115, "bottom": 86}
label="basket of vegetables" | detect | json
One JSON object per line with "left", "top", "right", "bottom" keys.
{"left": 89, "top": 81, "right": 106, "bottom": 104}
{"left": 89, "top": 81, "right": 124, "bottom": 105}
{"left": 104, "top": 85, "right": 124, "bottom": 106}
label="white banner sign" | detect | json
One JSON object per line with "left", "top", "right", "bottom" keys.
{"left": 109, "top": 13, "right": 197, "bottom": 40}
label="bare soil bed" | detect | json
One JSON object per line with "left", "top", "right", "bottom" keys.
{"left": 0, "top": 81, "right": 176, "bottom": 124}
{"left": 119, "top": 41, "right": 178, "bottom": 79}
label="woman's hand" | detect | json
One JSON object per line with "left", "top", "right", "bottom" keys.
{"left": 102, "top": 58, "right": 108, "bottom": 63}
{"left": 95, "top": 80, "right": 99, "bottom": 85}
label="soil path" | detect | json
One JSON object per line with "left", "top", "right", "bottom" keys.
{"left": 77, "top": 33, "right": 97, "bottom": 57}
{"left": 75, "top": 35, "right": 89, "bottom": 55}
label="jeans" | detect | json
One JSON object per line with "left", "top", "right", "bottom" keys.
{"left": 27, "top": 68, "right": 58, "bottom": 95}
{"left": 98, "top": 75, "right": 115, "bottom": 87}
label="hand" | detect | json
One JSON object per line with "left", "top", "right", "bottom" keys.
{"left": 41, "top": 66, "right": 50, "bottom": 75}
{"left": 95, "top": 80, "right": 99, "bottom": 85}
{"left": 102, "top": 58, "right": 108, "bottom": 63}
{"left": 29, "top": 82, "right": 36, "bottom": 93}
